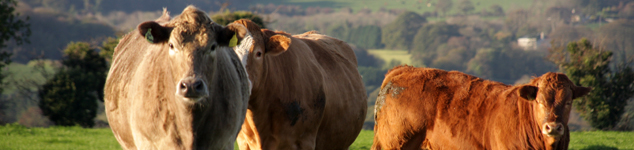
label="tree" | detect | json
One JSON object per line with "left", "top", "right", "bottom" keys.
{"left": 39, "top": 42, "right": 108, "bottom": 127}
{"left": 381, "top": 11, "right": 426, "bottom": 50}
{"left": 410, "top": 22, "right": 460, "bottom": 67}
{"left": 548, "top": 38, "right": 634, "bottom": 130}
{"left": 457, "top": 0, "right": 475, "bottom": 15}
{"left": 98, "top": 37, "right": 119, "bottom": 63}
{"left": 211, "top": 11, "right": 266, "bottom": 28}
{"left": 489, "top": 4, "right": 504, "bottom": 16}
{"left": 467, "top": 47, "right": 555, "bottom": 84}
{"left": 599, "top": 19, "right": 634, "bottom": 64}
{"left": 435, "top": 0, "right": 453, "bottom": 16}
{"left": 1, "top": 0, "right": 30, "bottom": 124}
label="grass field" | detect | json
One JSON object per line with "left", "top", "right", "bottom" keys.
{"left": 368, "top": 49, "right": 412, "bottom": 67}
{"left": 2, "top": 124, "right": 634, "bottom": 150}
{"left": 0, "top": 124, "right": 120, "bottom": 149}
{"left": 254, "top": 0, "right": 534, "bottom": 15}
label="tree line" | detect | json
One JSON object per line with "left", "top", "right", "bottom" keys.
{"left": 1, "top": 0, "right": 633, "bottom": 131}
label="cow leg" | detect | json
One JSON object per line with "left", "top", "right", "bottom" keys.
{"left": 371, "top": 124, "right": 382, "bottom": 150}
{"left": 402, "top": 132, "right": 427, "bottom": 150}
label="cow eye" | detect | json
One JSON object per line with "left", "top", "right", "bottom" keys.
{"left": 256, "top": 51, "right": 262, "bottom": 57}
{"left": 169, "top": 43, "right": 174, "bottom": 49}
{"left": 210, "top": 44, "right": 217, "bottom": 51}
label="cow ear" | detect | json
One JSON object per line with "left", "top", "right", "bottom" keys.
{"left": 518, "top": 85, "right": 538, "bottom": 101}
{"left": 572, "top": 86, "right": 591, "bottom": 99}
{"left": 265, "top": 34, "right": 290, "bottom": 56}
{"left": 216, "top": 23, "right": 247, "bottom": 47}
{"left": 138, "top": 21, "right": 170, "bottom": 44}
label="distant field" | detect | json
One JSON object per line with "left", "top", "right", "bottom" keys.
{"left": 367, "top": 49, "right": 412, "bottom": 67}
{"left": 3, "top": 124, "right": 632, "bottom": 149}
{"left": 253, "top": 0, "right": 534, "bottom": 14}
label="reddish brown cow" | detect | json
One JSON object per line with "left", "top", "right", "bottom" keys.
{"left": 222, "top": 19, "right": 367, "bottom": 149}
{"left": 104, "top": 6, "right": 250, "bottom": 149}
{"left": 372, "top": 66, "right": 591, "bottom": 150}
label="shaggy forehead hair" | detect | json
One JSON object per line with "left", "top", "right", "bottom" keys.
{"left": 529, "top": 72, "right": 575, "bottom": 104}
{"left": 530, "top": 73, "right": 574, "bottom": 89}
{"left": 166, "top": 6, "right": 214, "bottom": 48}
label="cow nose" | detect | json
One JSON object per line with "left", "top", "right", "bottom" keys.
{"left": 542, "top": 122, "right": 564, "bottom": 137}
{"left": 176, "top": 77, "right": 208, "bottom": 101}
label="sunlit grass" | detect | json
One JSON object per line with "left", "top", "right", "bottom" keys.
{"left": 367, "top": 49, "right": 412, "bottom": 68}
{"left": 0, "top": 123, "right": 120, "bottom": 150}
{"left": 3, "top": 124, "right": 633, "bottom": 150}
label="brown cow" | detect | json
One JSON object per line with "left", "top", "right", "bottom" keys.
{"left": 372, "top": 66, "right": 591, "bottom": 150}
{"left": 220, "top": 19, "right": 367, "bottom": 149}
{"left": 104, "top": 6, "right": 250, "bottom": 149}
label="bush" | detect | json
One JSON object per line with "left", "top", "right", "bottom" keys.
{"left": 549, "top": 38, "right": 634, "bottom": 130}
{"left": 211, "top": 11, "right": 266, "bottom": 28}
{"left": 38, "top": 42, "right": 108, "bottom": 128}
{"left": 381, "top": 11, "right": 426, "bottom": 50}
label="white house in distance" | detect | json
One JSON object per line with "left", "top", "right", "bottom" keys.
{"left": 517, "top": 32, "right": 548, "bottom": 51}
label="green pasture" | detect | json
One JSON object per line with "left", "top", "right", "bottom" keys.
{"left": 2, "top": 124, "right": 634, "bottom": 150}
{"left": 368, "top": 49, "right": 412, "bottom": 67}
{"left": 253, "top": 0, "right": 533, "bottom": 14}
{"left": 0, "top": 124, "right": 120, "bottom": 149}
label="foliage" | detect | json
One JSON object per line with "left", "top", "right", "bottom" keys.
{"left": 467, "top": 47, "right": 555, "bottom": 84}
{"left": 354, "top": 47, "right": 384, "bottom": 68}
{"left": 99, "top": 37, "right": 119, "bottom": 63}
{"left": 436, "top": 0, "right": 454, "bottom": 16}
{"left": 17, "top": 106, "right": 52, "bottom": 127}
{"left": 326, "top": 22, "right": 383, "bottom": 49}
{"left": 457, "top": 0, "right": 475, "bottom": 15}
{"left": 0, "top": 0, "right": 30, "bottom": 49}
{"left": 488, "top": 4, "right": 505, "bottom": 16}
{"left": 39, "top": 42, "right": 109, "bottom": 128}
{"left": 381, "top": 11, "right": 426, "bottom": 50}
{"left": 505, "top": 9, "right": 531, "bottom": 38}
{"left": 549, "top": 38, "right": 634, "bottom": 130}
{"left": 0, "top": 0, "right": 30, "bottom": 124}
{"left": 598, "top": 19, "right": 634, "bottom": 64}
{"left": 9, "top": 11, "right": 115, "bottom": 63}
{"left": 211, "top": 11, "right": 266, "bottom": 28}
{"left": 367, "top": 49, "right": 411, "bottom": 67}
{"left": 1, "top": 60, "right": 59, "bottom": 124}
{"left": 410, "top": 22, "right": 460, "bottom": 67}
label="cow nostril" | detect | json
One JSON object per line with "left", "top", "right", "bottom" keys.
{"left": 194, "top": 80, "right": 204, "bottom": 91}
{"left": 179, "top": 82, "right": 188, "bottom": 91}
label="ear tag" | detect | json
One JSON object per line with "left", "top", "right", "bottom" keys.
{"left": 229, "top": 33, "right": 238, "bottom": 47}
{"left": 145, "top": 28, "right": 154, "bottom": 43}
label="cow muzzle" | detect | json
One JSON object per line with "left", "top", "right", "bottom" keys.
{"left": 176, "top": 77, "right": 209, "bottom": 102}
{"left": 542, "top": 122, "right": 564, "bottom": 137}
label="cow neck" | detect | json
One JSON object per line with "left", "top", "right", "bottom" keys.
{"left": 135, "top": 39, "right": 194, "bottom": 149}
{"left": 192, "top": 47, "right": 245, "bottom": 149}
{"left": 257, "top": 40, "right": 322, "bottom": 103}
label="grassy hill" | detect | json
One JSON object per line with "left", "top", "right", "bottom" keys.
{"left": 253, "top": 0, "right": 533, "bottom": 14}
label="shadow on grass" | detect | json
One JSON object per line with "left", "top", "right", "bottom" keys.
{"left": 45, "top": 139, "right": 73, "bottom": 144}
{"left": 580, "top": 145, "right": 618, "bottom": 150}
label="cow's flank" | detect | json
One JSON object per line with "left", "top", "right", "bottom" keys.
{"left": 219, "top": 19, "right": 367, "bottom": 150}
{"left": 372, "top": 66, "right": 590, "bottom": 150}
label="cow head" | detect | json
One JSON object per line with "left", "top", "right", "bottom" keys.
{"left": 136, "top": 6, "right": 244, "bottom": 102}
{"left": 517, "top": 72, "right": 591, "bottom": 140}
{"left": 213, "top": 19, "right": 291, "bottom": 89}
